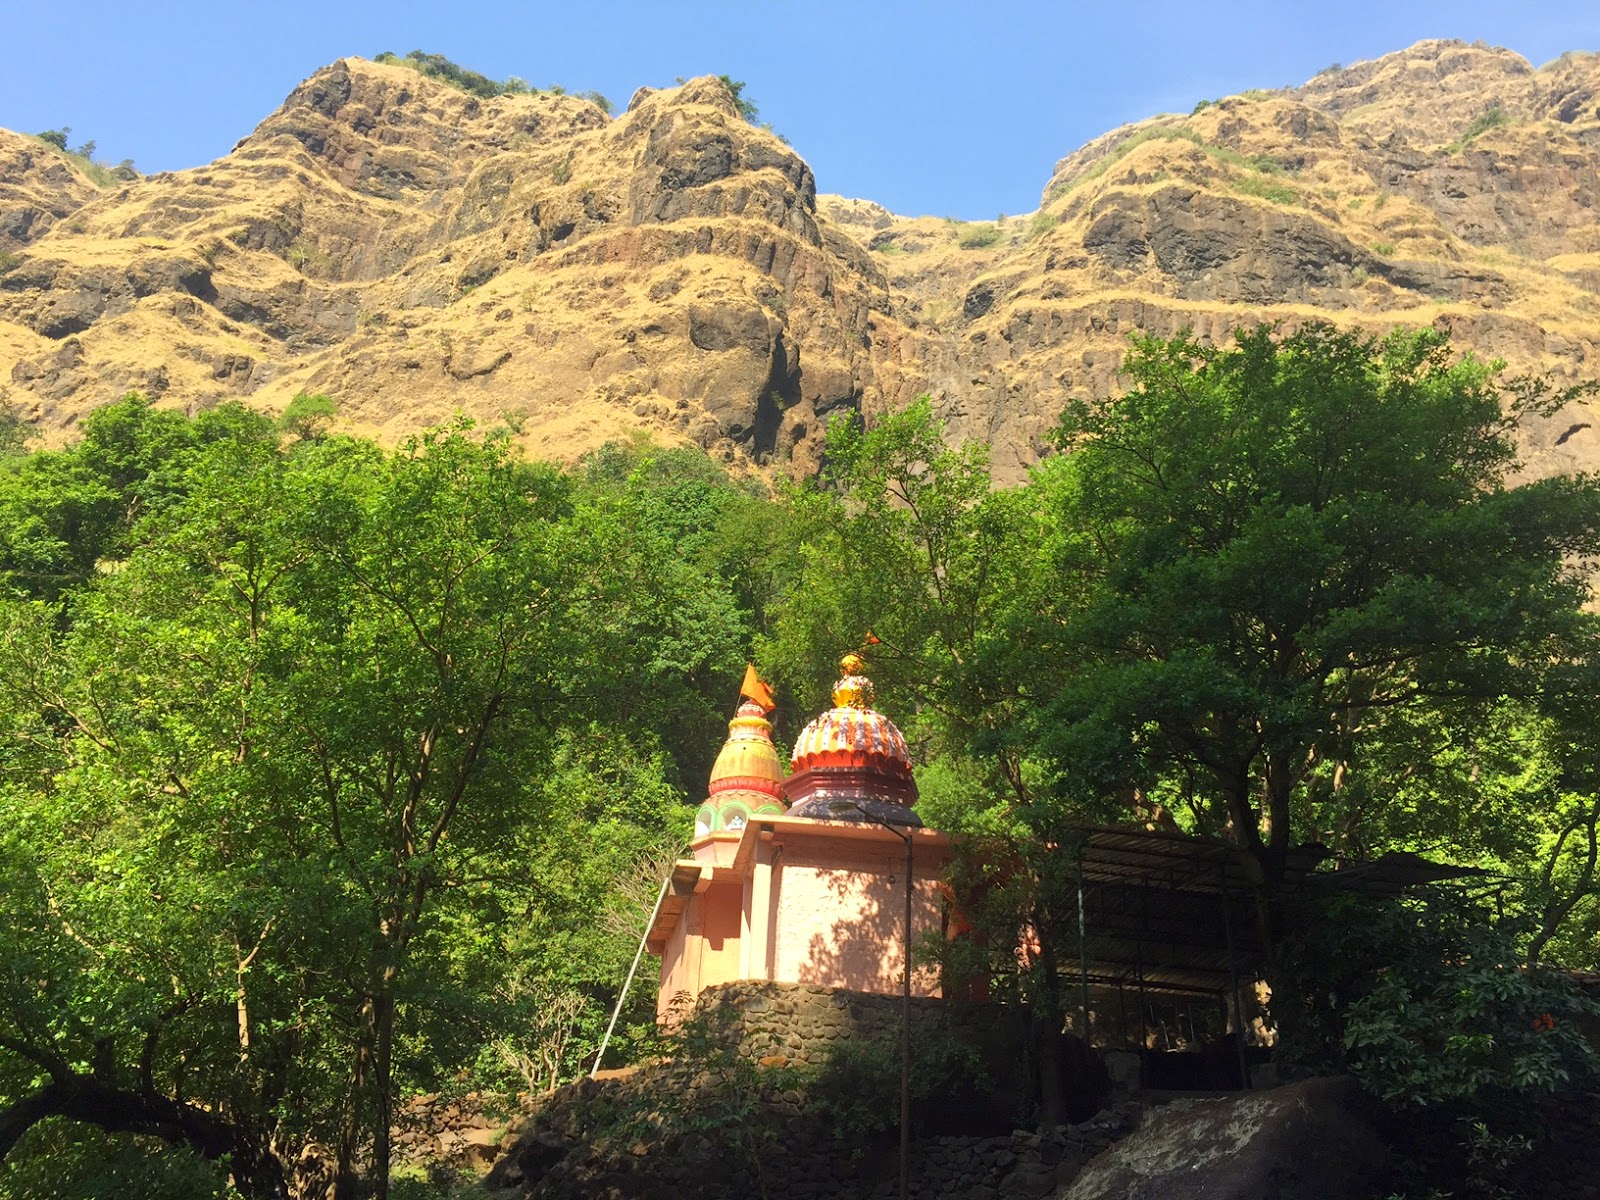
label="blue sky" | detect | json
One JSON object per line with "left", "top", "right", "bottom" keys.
{"left": 4, "top": 1, "right": 1596, "bottom": 219}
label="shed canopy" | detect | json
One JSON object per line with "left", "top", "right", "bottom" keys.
{"left": 1064, "top": 825, "right": 1490, "bottom": 997}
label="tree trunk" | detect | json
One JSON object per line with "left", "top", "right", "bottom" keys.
{"left": 0, "top": 1076, "right": 286, "bottom": 1199}
{"left": 1031, "top": 922, "right": 1069, "bottom": 1129}
{"left": 333, "top": 997, "right": 376, "bottom": 1200}
{"left": 371, "top": 977, "right": 398, "bottom": 1200}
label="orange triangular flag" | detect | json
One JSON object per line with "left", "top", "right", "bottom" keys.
{"left": 740, "top": 663, "right": 776, "bottom": 711}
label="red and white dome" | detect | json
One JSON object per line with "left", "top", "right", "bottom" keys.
{"left": 787, "top": 653, "right": 920, "bottom": 824}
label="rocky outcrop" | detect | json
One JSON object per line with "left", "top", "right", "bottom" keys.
{"left": 0, "top": 62, "right": 894, "bottom": 473}
{"left": 483, "top": 1062, "right": 1141, "bottom": 1200}
{"left": 861, "top": 41, "right": 1600, "bottom": 482}
{"left": 1058, "top": 1077, "right": 1388, "bottom": 1200}
{"left": 0, "top": 131, "right": 102, "bottom": 252}
{"left": 2, "top": 41, "right": 1600, "bottom": 483}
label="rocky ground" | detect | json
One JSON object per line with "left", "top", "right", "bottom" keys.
{"left": 2, "top": 41, "right": 1599, "bottom": 484}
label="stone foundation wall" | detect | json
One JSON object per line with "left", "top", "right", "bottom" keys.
{"left": 693, "top": 979, "right": 1028, "bottom": 1068}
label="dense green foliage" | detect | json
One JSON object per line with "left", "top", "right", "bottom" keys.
{"left": 4, "top": 322, "right": 1600, "bottom": 1196}
{"left": 769, "top": 323, "right": 1600, "bottom": 1121}
{"left": 0, "top": 406, "right": 766, "bottom": 1198}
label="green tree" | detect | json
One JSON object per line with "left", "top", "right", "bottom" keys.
{"left": 718, "top": 75, "right": 760, "bottom": 123}
{"left": 1021, "top": 323, "right": 1600, "bottom": 941}
{"left": 0, "top": 400, "right": 28, "bottom": 460}
{"left": 0, "top": 413, "right": 740, "bottom": 1198}
{"left": 275, "top": 392, "right": 338, "bottom": 442}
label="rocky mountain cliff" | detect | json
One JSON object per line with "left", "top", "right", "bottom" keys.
{"left": 3, "top": 40, "right": 1599, "bottom": 481}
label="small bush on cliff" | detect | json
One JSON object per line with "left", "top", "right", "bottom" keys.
{"left": 1447, "top": 105, "right": 1510, "bottom": 152}
{"left": 718, "top": 75, "right": 760, "bottom": 123}
{"left": 375, "top": 50, "right": 505, "bottom": 98}
{"left": 956, "top": 222, "right": 1004, "bottom": 249}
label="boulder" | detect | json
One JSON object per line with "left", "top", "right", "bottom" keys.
{"left": 1058, "top": 1077, "right": 1387, "bottom": 1200}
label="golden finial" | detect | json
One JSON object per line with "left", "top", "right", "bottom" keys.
{"left": 832, "top": 651, "right": 874, "bottom": 709}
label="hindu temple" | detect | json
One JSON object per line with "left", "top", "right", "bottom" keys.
{"left": 647, "top": 655, "right": 951, "bottom": 1019}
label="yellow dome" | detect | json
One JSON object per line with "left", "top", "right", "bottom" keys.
{"left": 696, "top": 700, "right": 786, "bottom": 838}
{"left": 709, "top": 701, "right": 785, "bottom": 800}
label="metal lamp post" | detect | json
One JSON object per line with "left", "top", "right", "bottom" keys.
{"left": 830, "top": 801, "right": 913, "bottom": 1200}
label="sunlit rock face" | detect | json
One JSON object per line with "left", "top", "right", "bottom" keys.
{"left": 5, "top": 41, "right": 1600, "bottom": 483}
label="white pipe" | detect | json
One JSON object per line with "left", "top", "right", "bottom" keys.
{"left": 590, "top": 872, "right": 672, "bottom": 1077}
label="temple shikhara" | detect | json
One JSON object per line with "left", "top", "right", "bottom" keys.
{"left": 648, "top": 655, "right": 951, "bottom": 1017}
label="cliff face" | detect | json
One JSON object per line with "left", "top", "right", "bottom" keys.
{"left": 844, "top": 40, "right": 1600, "bottom": 481}
{"left": 0, "top": 130, "right": 103, "bottom": 251}
{"left": 3, "top": 41, "right": 1600, "bottom": 481}
{"left": 0, "top": 62, "right": 897, "bottom": 473}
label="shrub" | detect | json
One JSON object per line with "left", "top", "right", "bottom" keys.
{"left": 285, "top": 240, "right": 325, "bottom": 272}
{"left": 1447, "top": 106, "right": 1510, "bottom": 153}
{"left": 1026, "top": 211, "right": 1060, "bottom": 241}
{"left": 1234, "top": 173, "right": 1298, "bottom": 204}
{"left": 718, "top": 74, "right": 760, "bottom": 123}
{"left": 809, "top": 1027, "right": 995, "bottom": 1141}
{"left": 1276, "top": 892, "right": 1600, "bottom": 1105}
{"left": 35, "top": 127, "right": 69, "bottom": 151}
{"left": 1372, "top": 240, "right": 1396, "bottom": 256}
{"left": 378, "top": 49, "right": 503, "bottom": 99}
{"left": 956, "top": 222, "right": 1003, "bottom": 249}
{"left": 276, "top": 392, "right": 338, "bottom": 441}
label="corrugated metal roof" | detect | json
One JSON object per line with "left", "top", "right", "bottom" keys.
{"left": 1058, "top": 825, "right": 1492, "bottom": 995}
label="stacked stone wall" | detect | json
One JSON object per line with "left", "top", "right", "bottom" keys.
{"left": 692, "top": 979, "right": 1028, "bottom": 1069}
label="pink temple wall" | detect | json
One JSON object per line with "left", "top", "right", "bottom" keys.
{"left": 656, "top": 874, "right": 744, "bottom": 1020}
{"left": 771, "top": 834, "right": 943, "bottom": 996}
{"left": 656, "top": 828, "right": 947, "bottom": 1018}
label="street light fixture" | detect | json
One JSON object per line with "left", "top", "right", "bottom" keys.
{"left": 829, "top": 799, "right": 913, "bottom": 1200}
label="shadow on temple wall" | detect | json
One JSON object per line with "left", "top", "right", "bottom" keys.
{"left": 796, "top": 864, "right": 939, "bottom": 995}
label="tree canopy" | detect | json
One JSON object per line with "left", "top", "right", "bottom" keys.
{"left": 4, "top": 321, "right": 1600, "bottom": 1195}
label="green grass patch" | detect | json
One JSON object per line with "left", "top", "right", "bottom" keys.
{"left": 1446, "top": 106, "right": 1510, "bottom": 153}
{"left": 372, "top": 49, "right": 609, "bottom": 111}
{"left": 955, "top": 222, "right": 1004, "bottom": 250}
{"left": 1371, "top": 241, "right": 1396, "bottom": 257}
{"left": 1027, "top": 211, "right": 1061, "bottom": 241}
{"left": 1233, "top": 174, "right": 1299, "bottom": 204}
{"left": 28, "top": 137, "right": 120, "bottom": 188}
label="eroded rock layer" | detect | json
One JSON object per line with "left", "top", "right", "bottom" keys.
{"left": 3, "top": 40, "right": 1600, "bottom": 480}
